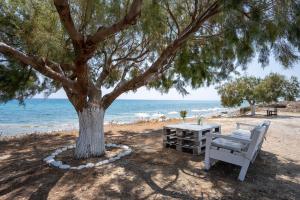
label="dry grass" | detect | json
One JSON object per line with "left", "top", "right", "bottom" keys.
{"left": 0, "top": 113, "right": 299, "bottom": 199}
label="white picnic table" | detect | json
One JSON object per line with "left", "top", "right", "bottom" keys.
{"left": 164, "top": 123, "right": 220, "bottom": 132}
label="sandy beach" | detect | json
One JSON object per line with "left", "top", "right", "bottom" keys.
{"left": 0, "top": 111, "right": 299, "bottom": 199}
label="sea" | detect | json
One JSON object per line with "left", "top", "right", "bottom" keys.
{"left": 0, "top": 99, "right": 236, "bottom": 136}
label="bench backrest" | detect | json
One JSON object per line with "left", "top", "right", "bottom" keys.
{"left": 246, "top": 121, "right": 270, "bottom": 159}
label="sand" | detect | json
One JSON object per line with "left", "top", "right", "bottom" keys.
{"left": 0, "top": 112, "right": 299, "bottom": 200}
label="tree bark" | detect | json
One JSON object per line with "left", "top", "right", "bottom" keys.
{"left": 74, "top": 105, "right": 105, "bottom": 159}
{"left": 250, "top": 104, "right": 256, "bottom": 116}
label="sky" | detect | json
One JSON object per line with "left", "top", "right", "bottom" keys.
{"left": 35, "top": 56, "right": 300, "bottom": 101}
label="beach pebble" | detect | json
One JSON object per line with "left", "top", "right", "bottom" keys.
{"left": 43, "top": 156, "right": 54, "bottom": 162}
{"left": 59, "top": 164, "right": 70, "bottom": 169}
{"left": 85, "top": 163, "right": 95, "bottom": 168}
{"left": 77, "top": 165, "right": 86, "bottom": 170}
{"left": 51, "top": 161, "right": 62, "bottom": 167}
{"left": 46, "top": 158, "right": 55, "bottom": 164}
{"left": 70, "top": 167, "right": 78, "bottom": 170}
{"left": 61, "top": 147, "right": 67, "bottom": 151}
{"left": 44, "top": 143, "right": 132, "bottom": 170}
{"left": 95, "top": 161, "right": 103, "bottom": 166}
{"left": 121, "top": 145, "right": 129, "bottom": 150}
{"left": 95, "top": 160, "right": 109, "bottom": 166}
{"left": 51, "top": 152, "right": 58, "bottom": 157}
{"left": 109, "top": 157, "right": 118, "bottom": 162}
{"left": 67, "top": 145, "right": 75, "bottom": 149}
{"left": 54, "top": 149, "right": 63, "bottom": 154}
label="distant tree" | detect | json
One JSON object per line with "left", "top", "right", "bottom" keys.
{"left": 1, "top": 1, "right": 300, "bottom": 158}
{"left": 283, "top": 76, "right": 300, "bottom": 101}
{"left": 256, "top": 73, "right": 300, "bottom": 102}
{"left": 217, "top": 77, "right": 260, "bottom": 116}
{"left": 256, "top": 73, "right": 287, "bottom": 103}
{"left": 218, "top": 74, "right": 300, "bottom": 116}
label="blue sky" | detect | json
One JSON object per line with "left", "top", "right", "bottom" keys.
{"left": 36, "top": 57, "right": 300, "bottom": 100}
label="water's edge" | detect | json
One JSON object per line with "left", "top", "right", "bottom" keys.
{"left": 0, "top": 99, "right": 240, "bottom": 136}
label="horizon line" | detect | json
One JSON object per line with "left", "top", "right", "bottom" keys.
{"left": 31, "top": 97, "right": 220, "bottom": 101}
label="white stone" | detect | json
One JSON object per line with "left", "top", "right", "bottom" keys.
{"left": 44, "top": 143, "right": 132, "bottom": 170}
{"left": 51, "top": 161, "right": 62, "bottom": 167}
{"left": 95, "top": 161, "right": 104, "bottom": 166}
{"left": 77, "top": 165, "right": 86, "bottom": 170}
{"left": 70, "top": 167, "right": 78, "bottom": 170}
{"left": 43, "top": 156, "right": 54, "bottom": 162}
{"left": 85, "top": 163, "right": 95, "bottom": 168}
{"left": 122, "top": 145, "right": 129, "bottom": 150}
{"left": 54, "top": 149, "right": 63, "bottom": 154}
{"left": 46, "top": 158, "right": 55, "bottom": 164}
{"left": 61, "top": 147, "right": 67, "bottom": 151}
{"left": 118, "top": 152, "right": 126, "bottom": 157}
{"left": 59, "top": 164, "right": 70, "bottom": 169}
{"left": 67, "top": 145, "right": 75, "bottom": 149}
{"left": 51, "top": 152, "right": 58, "bottom": 157}
{"left": 108, "top": 157, "right": 118, "bottom": 162}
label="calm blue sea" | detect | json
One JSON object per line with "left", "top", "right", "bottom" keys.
{"left": 0, "top": 99, "right": 231, "bottom": 136}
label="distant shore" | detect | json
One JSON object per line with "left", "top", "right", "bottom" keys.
{"left": 0, "top": 99, "right": 234, "bottom": 136}
{"left": 0, "top": 107, "right": 240, "bottom": 137}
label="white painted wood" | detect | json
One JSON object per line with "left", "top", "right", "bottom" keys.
{"left": 164, "top": 123, "right": 220, "bottom": 155}
{"left": 238, "top": 160, "right": 250, "bottom": 181}
{"left": 74, "top": 106, "right": 105, "bottom": 159}
{"left": 204, "top": 132, "right": 213, "bottom": 170}
{"left": 204, "top": 121, "right": 271, "bottom": 181}
{"left": 210, "top": 133, "right": 251, "bottom": 144}
{"left": 236, "top": 122, "right": 257, "bottom": 128}
{"left": 164, "top": 123, "right": 220, "bottom": 131}
{"left": 209, "top": 149, "right": 247, "bottom": 166}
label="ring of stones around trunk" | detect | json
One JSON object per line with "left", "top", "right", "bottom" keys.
{"left": 43, "top": 143, "right": 132, "bottom": 170}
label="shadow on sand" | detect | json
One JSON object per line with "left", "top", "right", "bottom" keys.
{"left": 0, "top": 128, "right": 299, "bottom": 199}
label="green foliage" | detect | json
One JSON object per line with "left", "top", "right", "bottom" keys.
{"left": 179, "top": 110, "right": 187, "bottom": 120}
{"left": 284, "top": 76, "right": 300, "bottom": 101}
{"left": 0, "top": 60, "right": 44, "bottom": 104}
{"left": 218, "top": 73, "right": 300, "bottom": 108}
{"left": 0, "top": 0, "right": 300, "bottom": 104}
{"left": 256, "top": 73, "right": 300, "bottom": 103}
{"left": 217, "top": 76, "right": 260, "bottom": 107}
{"left": 255, "top": 73, "right": 286, "bottom": 103}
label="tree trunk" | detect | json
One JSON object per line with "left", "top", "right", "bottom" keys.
{"left": 250, "top": 104, "right": 256, "bottom": 116}
{"left": 74, "top": 105, "right": 105, "bottom": 159}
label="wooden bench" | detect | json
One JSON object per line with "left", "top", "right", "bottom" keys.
{"left": 266, "top": 107, "right": 277, "bottom": 116}
{"left": 204, "top": 121, "right": 271, "bottom": 181}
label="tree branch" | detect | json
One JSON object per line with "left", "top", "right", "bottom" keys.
{"left": 53, "top": 0, "right": 84, "bottom": 51}
{"left": 83, "top": 0, "right": 143, "bottom": 62}
{"left": 164, "top": 2, "right": 180, "bottom": 34}
{"left": 102, "top": 0, "right": 221, "bottom": 109}
{"left": 0, "top": 42, "right": 76, "bottom": 90}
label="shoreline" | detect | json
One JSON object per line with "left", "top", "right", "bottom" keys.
{"left": 0, "top": 108, "right": 240, "bottom": 137}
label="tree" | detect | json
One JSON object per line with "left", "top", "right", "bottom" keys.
{"left": 217, "top": 74, "right": 300, "bottom": 116}
{"left": 284, "top": 76, "right": 300, "bottom": 101}
{"left": 217, "top": 76, "right": 260, "bottom": 116}
{"left": 256, "top": 73, "right": 300, "bottom": 103}
{"left": 1, "top": 0, "right": 300, "bottom": 158}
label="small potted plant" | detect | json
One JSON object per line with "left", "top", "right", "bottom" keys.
{"left": 180, "top": 110, "right": 187, "bottom": 122}
{"left": 197, "top": 115, "right": 204, "bottom": 125}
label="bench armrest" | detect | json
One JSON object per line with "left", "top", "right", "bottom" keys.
{"left": 236, "top": 122, "right": 257, "bottom": 130}
{"left": 236, "top": 122, "right": 256, "bottom": 127}
{"left": 210, "top": 133, "right": 252, "bottom": 144}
